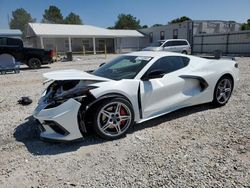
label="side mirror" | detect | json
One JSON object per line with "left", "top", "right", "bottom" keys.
{"left": 99, "top": 62, "right": 105, "bottom": 67}
{"left": 142, "top": 70, "right": 165, "bottom": 81}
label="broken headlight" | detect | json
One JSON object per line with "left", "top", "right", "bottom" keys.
{"left": 53, "top": 85, "right": 97, "bottom": 102}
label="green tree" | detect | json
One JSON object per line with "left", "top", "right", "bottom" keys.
{"left": 170, "top": 16, "right": 191, "bottom": 24}
{"left": 241, "top": 19, "right": 250, "bottom": 30}
{"left": 141, "top": 25, "right": 148, "bottom": 28}
{"left": 114, "top": 14, "right": 141, "bottom": 29}
{"left": 64, "top": 12, "right": 83, "bottom": 24}
{"left": 42, "top": 5, "right": 63, "bottom": 24}
{"left": 9, "top": 8, "right": 35, "bottom": 37}
{"left": 152, "top": 24, "right": 163, "bottom": 27}
{"left": 107, "top": 26, "right": 114, "bottom": 29}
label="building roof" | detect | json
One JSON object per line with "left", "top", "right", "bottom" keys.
{"left": 28, "top": 23, "right": 144, "bottom": 38}
{"left": 0, "top": 29, "right": 22, "bottom": 36}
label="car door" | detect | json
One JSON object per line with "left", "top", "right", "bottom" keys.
{"left": 175, "top": 40, "right": 188, "bottom": 53}
{"left": 140, "top": 56, "right": 190, "bottom": 119}
{"left": 163, "top": 41, "right": 175, "bottom": 52}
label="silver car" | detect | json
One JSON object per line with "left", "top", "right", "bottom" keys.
{"left": 143, "top": 39, "right": 191, "bottom": 54}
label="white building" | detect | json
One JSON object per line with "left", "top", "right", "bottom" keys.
{"left": 139, "top": 20, "right": 242, "bottom": 47}
{"left": 25, "top": 23, "right": 144, "bottom": 54}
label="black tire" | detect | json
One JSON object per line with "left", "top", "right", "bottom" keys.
{"left": 212, "top": 76, "right": 233, "bottom": 106}
{"left": 182, "top": 50, "right": 188, "bottom": 54}
{"left": 92, "top": 98, "right": 134, "bottom": 140}
{"left": 28, "top": 58, "right": 41, "bottom": 69}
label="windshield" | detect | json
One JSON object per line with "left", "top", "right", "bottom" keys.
{"left": 150, "top": 41, "right": 165, "bottom": 47}
{"left": 92, "top": 55, "right": 152, "bottom": 80}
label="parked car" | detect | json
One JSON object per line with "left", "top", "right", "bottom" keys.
{"left": 143, "top": 39, "right": 191, "bottom": 54}
{"left": 0, "top": 37, "right": 53, "bottom": 69}
{"left": 33, "top": 51, "right": 239, "bottom": 141}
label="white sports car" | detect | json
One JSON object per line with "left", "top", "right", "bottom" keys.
{"left": 33, "top": 51, "right": 239, "bottom": 141}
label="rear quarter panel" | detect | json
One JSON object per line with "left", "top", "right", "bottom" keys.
{"left": 192, "top": 59, "right": 239, "bottom": 103}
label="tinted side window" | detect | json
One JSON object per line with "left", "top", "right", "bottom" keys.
{"left": 172, "top": 41, "right": 188, "bottom": 46}
{"left": 181, "top": 57, "right": 190, "bottom": 66}
{"left": 7, "top": 38, "right": 22, "bottom": 47}
{"left": 164, "top": 41, "right": 173, "bottom": 47}
{"left": 171, "top": 41, "right": 179, "bottom": 46}
{"left": 0, "top": 38, "right": 7, "bottom": 46}
{"left": 178, "top": 41, "right": 188, "bottom": 45}
{"left": 147, "top": 56, "right": 189, "bottom": 75}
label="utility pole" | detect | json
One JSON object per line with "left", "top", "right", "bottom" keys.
{"left": 7, "top": 13, "right": 10, "bottom": 27}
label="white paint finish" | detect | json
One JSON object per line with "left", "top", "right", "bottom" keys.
{"left": 140, "top": 68, "right": 191, "bottom": 119}
{"left": 34, "top": 51, "right": 240, "bottom": 141}
{"left": 34, "top": 99, "right": 83, "bottom": 141}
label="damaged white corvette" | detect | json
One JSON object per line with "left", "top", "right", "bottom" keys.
{"left": 33, "top": 51, "right": 239, "bottom": 141}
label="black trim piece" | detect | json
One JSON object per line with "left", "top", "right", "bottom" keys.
{"left": 43, "top": 120, "right": 70, "bottom": 136}
{"left": 179, "top": 75, "right": 209, "bottom": 91}
{"left": 40, "top": 136, "right": 83, "bottom": 143}
{"left": 137, "top": 82, "right": 143, "bottom": 119}
{"left": 78, "top": 93, "right": 96, "bottom": 134}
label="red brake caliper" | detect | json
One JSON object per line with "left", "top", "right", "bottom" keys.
{"left": 120, "top": 106, "right": 127, "bottom": 126}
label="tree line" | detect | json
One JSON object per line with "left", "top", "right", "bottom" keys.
{"left": 9, "top": 6, "right": 83, "bottom": 36}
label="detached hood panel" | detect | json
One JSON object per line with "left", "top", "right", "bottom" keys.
{"left": 43, "top": 69, "right": 110, "bottom": 81}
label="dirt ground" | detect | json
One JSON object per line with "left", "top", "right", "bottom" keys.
{"left": 0, "top": 55, "right": 249, "bottom": 187}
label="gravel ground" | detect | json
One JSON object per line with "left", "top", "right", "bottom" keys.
{"left": 0, "top": 55, "right": 249, "bottom": 188}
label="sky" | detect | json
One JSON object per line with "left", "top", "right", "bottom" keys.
{"left": 0, "top": 0, "right": 249, "bottom": 29}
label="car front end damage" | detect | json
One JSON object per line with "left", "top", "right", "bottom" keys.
{"left": 33, "top": 80, "right": 98, "bottom": 141}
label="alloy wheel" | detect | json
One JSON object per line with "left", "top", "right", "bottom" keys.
{"left": 97, "top": 102, "right": 132, "bottom": 137}
{"left": 216, "top": 78, "right": 232, "bottom": 104}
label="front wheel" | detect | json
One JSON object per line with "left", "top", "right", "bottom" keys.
{"left": 93, "top": 98, "right": 134, "bottom": 140}
{"left": 212, "top": 76, "right": 233, "bottom": 106}
{"left": 28, "top": 58, "right": 41, "bottom": 69}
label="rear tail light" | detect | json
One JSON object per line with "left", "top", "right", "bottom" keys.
{"left": 49, "top": 50, "right": 54, "bottom": 58}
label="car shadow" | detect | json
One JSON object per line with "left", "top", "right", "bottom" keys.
{"left": 129, "top": 103, "right": 217, "bottom": 134}
{"left": 19, "top": 66, "right": 51, "bottom": 71}
{"left": 13, "top": 103, "right": 215, "bottom": 156}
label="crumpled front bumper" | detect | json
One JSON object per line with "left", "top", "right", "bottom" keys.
{"left": 33, "top": 98, "right": 83, "bottom": 141}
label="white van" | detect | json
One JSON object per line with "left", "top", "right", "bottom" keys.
{"left": 143, "top": 39, "right": 191, "bottom": 54}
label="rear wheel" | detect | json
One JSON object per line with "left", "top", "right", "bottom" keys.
{"left": 212, "top": 76, "right": 233, "bottom": 106}
{"left": 93, "top": 98, "right": 134, "bottom": 140}
{"left": 28, "top": 58, "right": 41, "bottom": 69}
